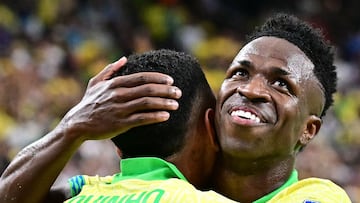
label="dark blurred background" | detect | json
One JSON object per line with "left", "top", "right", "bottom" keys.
{"left": 0, "top": 0, "right": 359, "bottom": 201}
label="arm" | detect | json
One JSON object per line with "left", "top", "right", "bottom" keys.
{"left": 0, "top": 57, "right": 182, "bottom": 203}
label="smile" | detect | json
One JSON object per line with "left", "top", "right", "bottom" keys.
{"left": 230, "top": 109, "right": 261, "bottom": 123}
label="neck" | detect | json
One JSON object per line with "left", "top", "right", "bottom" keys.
{"left": 167, "top": 151, "right": 213, "bottom": 190}
{"left": 212, "top": 154, "right": 295, "bottom": 203}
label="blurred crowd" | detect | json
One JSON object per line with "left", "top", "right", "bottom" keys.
{"left": 0, "top": 0, "right": 359, "bottom": 202}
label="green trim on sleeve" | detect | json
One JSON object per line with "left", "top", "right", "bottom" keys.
{"left": 68, "top": 175, "right": 86, "bottom": 197}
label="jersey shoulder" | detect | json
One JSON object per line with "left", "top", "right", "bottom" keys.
{"left": 67, "top": 177, "right": 238, "bottom": 203}
{"left": 269, "top": 177, "right": 352, "bottom": 203}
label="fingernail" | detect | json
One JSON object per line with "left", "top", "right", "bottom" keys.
{"left": 166, "top": 76, "right": 174, "bottom": 85}
{"left": 159, "top": 112, "right": 170, "bottom": 120}
{"left": 112, "top": 56, "right": 126, "bottom": 64}
{"left": 173, "top": 87, "right": 182, "bottom": 98}
{"left": 168, "top": 100, "right": 179, "bottom": 109}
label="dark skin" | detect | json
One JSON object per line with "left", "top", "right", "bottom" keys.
{"left": 0, "top": 57, "right": 183, "bottom": 203}
{"left": 0, "top": 57, "right": 221, "bottom": 203}
{"left": 213, "top": 36, "right": 325, "bottom": 203}
{"left": 0, "top": 37, "right": 331, "bottom": 203}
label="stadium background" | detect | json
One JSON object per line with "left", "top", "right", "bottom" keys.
{"left": 0, "top": 0, "right": 359, "bottom": 201}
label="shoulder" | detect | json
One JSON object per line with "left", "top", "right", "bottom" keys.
{"left": 66, "top": 178, "right": 238, "bottom": 203}
{"left": 269, "top": 177, "right": 352, "bottom": 203}
{"left": 159, "top": 179, "right": 238, "bottom": 202}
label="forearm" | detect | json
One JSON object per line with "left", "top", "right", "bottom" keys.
{"left": 0, "top": 125, "right": 83, "bottom": 203}
{"left": 0, "top": 58, "right": 180, "bottom": 202}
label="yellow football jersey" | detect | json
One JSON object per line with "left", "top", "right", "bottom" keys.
{"left": 65, "top": 157, "right": 237, "bottom": 203}
{"left": 268, "top": 178, "right": 352, "bottom": 203}
{"left": 65, "top": 157, "right": 351, "bottom": 203}
{"left": 65, "top": 177, "right": 237, "bottom": 203}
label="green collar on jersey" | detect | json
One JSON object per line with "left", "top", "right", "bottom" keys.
{"left": 253, "top": 169, "right": 299, "bottom": 203}
{"left": 112, "top": 157, "right": 187, "bottom": 183}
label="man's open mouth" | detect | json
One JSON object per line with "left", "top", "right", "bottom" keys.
{"left": 230, "top": 109, "right": 261, "bottom": 123}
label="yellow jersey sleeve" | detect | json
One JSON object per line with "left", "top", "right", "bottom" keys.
{"left": 65, "top": 178, "right": 238, "bottom": 203}
{"left": 268, "top": 178, "right": 352, "bottom": 203}
{"left": 68, "top": 175, "right": 114, "bottom": 197}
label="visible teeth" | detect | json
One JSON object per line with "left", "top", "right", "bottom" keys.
{"left": 231, "top": 110, "right": 261, "bottom": 123}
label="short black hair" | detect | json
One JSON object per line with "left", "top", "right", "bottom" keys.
{"left": 111, "top": 49, "right": 215, "bottom": 159}
{"left": 246, "top": 13, "right": 336, "bottom": 117}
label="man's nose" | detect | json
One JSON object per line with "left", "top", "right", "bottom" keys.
{"left": 236, "top": 77, "right": 271, "bottom": 103}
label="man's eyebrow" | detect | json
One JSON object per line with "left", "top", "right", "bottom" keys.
{"left": 236, "top": 60, "right": 253, "bottom": 69}
{"left": 237, "top": 60, "right": 290, "bottom": 76}
{"left": 270, "top": 67, "right": 290, "bottom": 76}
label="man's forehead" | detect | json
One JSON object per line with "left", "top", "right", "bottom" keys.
{"left": 232, "top": 37, "right": 317, "bottom": 83}
{"left": 236, "top": 37, "right": 310, "bottom": 62}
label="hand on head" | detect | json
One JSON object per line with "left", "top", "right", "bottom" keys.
{"left": 58, "top": 56, "right": 182, "bottom": 142}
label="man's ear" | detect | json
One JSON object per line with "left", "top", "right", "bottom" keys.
{"left": 205, "top": 108, "right": 219, "bottom": 151}
{"left": 295, "top": 115, "right": 322, "bottom": 151}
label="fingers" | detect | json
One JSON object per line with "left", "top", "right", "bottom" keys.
{"left": 121, "top": 97, "right": 179, "bottom": 113}
{"left": 110, "top": 72, "right": 174, "bottom": 88}
{"left": 102, "top": 56, "right": 128, "bottom": 80}
{"left": 106, "top": 96, "right": 179, "bottom": 130}
{"left": 111, "top": 57, "right": 128, "bottom": 73}
{"left": 88, "top": 57, "right": 128, "bottom": 87}
{"left": 110, "top": 83, "right": 182, "bottom": 103}
{"left": 122, "top": 111, "right": 171, "bottom": 129}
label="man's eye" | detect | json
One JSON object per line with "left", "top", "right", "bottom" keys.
{"left": 231, "top": 69, "right": 248, "bottom": 78}
{"left": 273, "top": 79, "right": 291, "bottom": 91}
{"left": 274, "top": 79, "right": 287, "bottom": 87}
